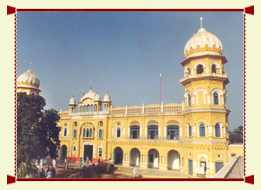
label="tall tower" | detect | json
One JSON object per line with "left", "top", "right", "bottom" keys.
{"left": 69, "top": 96, "right": 77, "bottom": 113}
{"left": 103, "top": 91, "right": 112, "bottom": 112}
{"left": 180, "top": 20, "right": 230, "bottom": 177}
{"left": 17, "top": 69, "right": 41, "bottom": 95}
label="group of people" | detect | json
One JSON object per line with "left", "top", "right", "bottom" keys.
{"left": 45, "top": 164, "right": 56, "bottom": 178}
{"left": 35, "top": 158, "right": 56, "bottom": 178}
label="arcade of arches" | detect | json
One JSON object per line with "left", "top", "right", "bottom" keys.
{"left": 111, "top": 146, "right": 181, "bottom": 170}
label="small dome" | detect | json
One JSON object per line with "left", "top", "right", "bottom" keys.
{"left": 80, "top": 88, "right": 96, "bottom": 102}
{"left": 94, "top": 93, "right": 101, "bottom": 101}
{"left": 17, "top": 69, "right": 40, "bottom": 89}
{"left": 103, "top": 92, "right": 111, "bottom": 102}
{"left": 184, "top": 27, "right": 223, "bottom": 58}
{"left": 69, "top": 96, "right": 76, "bottom": 105}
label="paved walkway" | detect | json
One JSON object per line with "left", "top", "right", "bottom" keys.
{"left": 113, "top": 165, "right": 189, "bottom": 178}
{"left": 42, "top": 157, "right": 189, "bottom": 178}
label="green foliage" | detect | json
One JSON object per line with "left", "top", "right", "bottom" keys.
{"left": 17, "top": 92, "right": 61, "bottom": 177}
{"left": 228, "top": 126, "right": 243, "bottom": 144}
{"left": 17, "top": 161, "right": 38, "bottom": 178}
{"left": 42, "top": 108, "right": 61, "bottom": 159}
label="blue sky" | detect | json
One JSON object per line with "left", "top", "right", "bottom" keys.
{"left": 17, "top": 11, "right": 243, "bottom": 131}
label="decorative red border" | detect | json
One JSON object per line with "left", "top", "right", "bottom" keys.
{"left": 243, "top": 12, "right": 246, "bottom": 179}
{"left": 14, "top": 12, "right": 17, "bottom": 179}
{"left": 7, "top": 5, "right": 255, "bottom": 15}
{"left": 7, "top": 5, "right": 254, "bottom": 185}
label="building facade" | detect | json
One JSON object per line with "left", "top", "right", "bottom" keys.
{"left": 18, "top": 24, "right": 243, "bottom": 178}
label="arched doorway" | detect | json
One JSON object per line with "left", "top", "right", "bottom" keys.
{"left": 130, "top": 148, "right": 140, "bottom": 166}
{"left": 114, "top": 147, "right": 123, "bottom": 165}
{"left": 167, "top": 150, "right": 180, "bottom": 170}
{"left": 148, "top": 149, "right": 159, "bottom": 168}
{"left": 60, "top": 145, "right": 67, "bottom": 158}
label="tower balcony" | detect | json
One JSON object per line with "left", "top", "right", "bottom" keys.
{"left": 180, "top": 73, "right": 229, "bottom": 85}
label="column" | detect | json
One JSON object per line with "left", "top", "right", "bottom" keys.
{"left": 179, "top": 156, "right": 184, "bottom": 173}
{"left": 159, "top": 155, "right": 166, "bottom": 170}
{"left": 122, "top": 152, "right": 129, "bottom": 166}
{"left": 193, "top": 160, "right": 197, "bottom": 177}
{"left": 208, "top": 125, "right": 214, "bottom": 139}
{"left": 140, "top": 154, "right": 147, "bottom": 168}
{"left": 192, "top": 125, "right": 196, "bottom": 139}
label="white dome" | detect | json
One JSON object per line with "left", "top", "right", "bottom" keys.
{"left": 69, "top": 96, "right": 76, "bottom": 105}
{"left": 94, "top": 93, "right": 101, "bottom": 101}
{"left": 17, "top": 69, "right": 40, "bottom": 89}
{"left": 103, "top": 92, "right": 111, "bottom": 102}
{"left": 184, "top": 27, "right": 223, "bottom": 58}
{"left": 80, "top": 89, "right": 96, "bottom": 102}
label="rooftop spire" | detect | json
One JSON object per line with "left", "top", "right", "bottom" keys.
{"left": 200, "top": 17, "right": 203, "bottom": 28}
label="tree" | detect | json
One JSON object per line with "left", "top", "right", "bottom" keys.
{"left": 17, "top": 92, "right": 61, "bottom": 177}
{"left": 42, "top": 108, "right": 61, "bottom": 159}
{"left": 228, "top": 126, "right": 243, "bottom": 144}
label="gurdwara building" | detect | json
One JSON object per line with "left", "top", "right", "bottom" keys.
{"left": 17, "top": 25, "right": 243, "bottom": 178}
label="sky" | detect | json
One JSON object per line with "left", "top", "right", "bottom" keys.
{"left": 17, "top": 11, "right": 243, "bottom": 131}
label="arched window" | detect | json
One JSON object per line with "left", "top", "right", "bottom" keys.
{"left": 197, "top": 64, "right": 204, "bottom": 74}
{"left": 212, "top": 64, "right": 216, "bottom": 73}
{"left": 83, "top": 128, "right": 86, "bottom": 137}
{"left": 87, "top": 105, "right": 90, "bottom": 112}
{"left": 188, "top": 94, "right": 191, "bottom": 106}
{"left": 98, "top": 129, "right": 103, "bottom": 139}
{"left": 130, "top": 125, "right": 140, "bottom": 139}
{"left": 74, "top": 122, "right": 77, "bottom": 127}
{"left": 99, "top": 148, "right": 102, "bottom": 157}
{"left": 188, "top": 124, "right": 192, "bottom": 137}
{"left": 148, "top": 125, "right": 158, "bottom": 139}
{"left": 94, "top": 104, "right": 97, "bottom": 111}
{"left": 64, "top": 128, "right": 67, "bottom": 136}
{"left": 214, "top": 92, "right": 219, "bottom": 105}
{"left": 215, "top": 124, "right": 221, "bottom": 137}
{"left": 90, "top": 128, "right": 92, "bottom": 137}
{"left": 73, "top": 146, "right": 76, "bottom": 155}
{"left": 117, "top": 127, "right": 121, "bottom": 137}
{"left": 200, "top": 161, "right": 207, "bottom": 172}
{"left": 87, "top": 128, "right": 89, "bottom": 137}
{"left": 91, "top": 105, "right": 93, "bottom": 112}
{"left": 167, "top": 125, "right": 179, "bottom": 140}
{"left": 73, "top": 129, "right": 77, "bottom": 138}
{"left": 100, "top": 121, "right": 103, "bottom": 127}
{"left": 187, "top": 68, "right": 191, "bottom": 75}
{"left": 199, "top": 124, "right": 206, "bottom": 137}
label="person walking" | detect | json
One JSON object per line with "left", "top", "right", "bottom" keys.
{"left": 52, "top": 158, "right": 56, "bottom": 169}
{"left": 40, "top": 159, "right": 43, "bottom": 169}
{"left": 46, "top": 165, "right": 53, "bottom": 178}
{"left": 80, "top": 157, "right": 83, "bottom": 169}
{"left": 133, "top": 166, "right": 137, "bottom": 178}
{"left": 64, "top": 157, "right": 68, "bottom": 169}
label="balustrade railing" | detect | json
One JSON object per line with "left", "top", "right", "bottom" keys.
{"left": 180, "top": 73, "right": 229, "bottom": 83}
{"left": 110, "top": 137, "right": 180, "bottom": 142}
